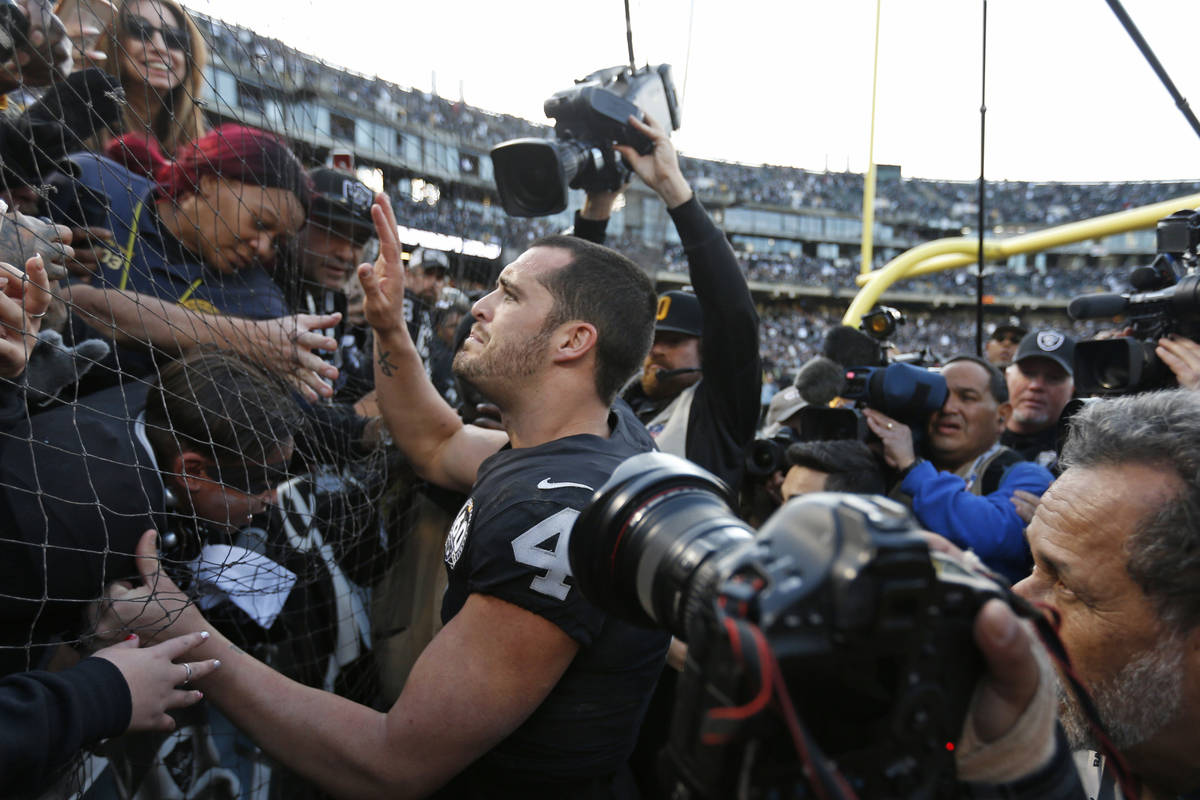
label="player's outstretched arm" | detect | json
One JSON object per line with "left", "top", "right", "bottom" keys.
{"left": 101, "top": 531, "right": 575, "bottom": 799}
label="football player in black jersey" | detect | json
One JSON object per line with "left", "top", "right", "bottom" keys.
{"left": 104, "top": 191, "right": 669, "bottom": 797}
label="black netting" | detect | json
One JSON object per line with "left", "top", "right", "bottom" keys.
{"left": 0, "top": 3, "right": 486, "bottom": 796}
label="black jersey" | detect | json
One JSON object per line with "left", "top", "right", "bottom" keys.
{"left": 439, "top": 400, "right": 669, "bottom": 794}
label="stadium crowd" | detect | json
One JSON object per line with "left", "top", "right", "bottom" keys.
{"left": 0, "top": 2, "right": 1197, "bottom": 800}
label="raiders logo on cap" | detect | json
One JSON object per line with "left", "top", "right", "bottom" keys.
{"left": 1037, "top": 331, "right": 1065, "bottom": 351}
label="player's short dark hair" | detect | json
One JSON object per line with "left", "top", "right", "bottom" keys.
{"left": 531, "top": 235, "right": 657, "bottom": 404}
{"left": 785, "top": 439, "right": 887, "bottom": 495}
{"left": 944, "top": 354, "right": 1009, "bottom": 404}
{"left": 144, "top": 352, "right": 303, "bottom": 473}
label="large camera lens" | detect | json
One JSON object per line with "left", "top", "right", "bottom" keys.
{"left": 489, "top": 138, "right": 590, "bottom": 217}
{"left": 1074, "top": 337, "right": 1163, "bottom": 394}
{"left": 569, "top": 452, "right": 754, "bottom": 638}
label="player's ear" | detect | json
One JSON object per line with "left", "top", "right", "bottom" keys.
{"left": 551, "top": 321, "right": 598, "bottom": 364}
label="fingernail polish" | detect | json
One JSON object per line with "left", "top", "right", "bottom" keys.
{"left": 125, "top": 633, "right": 137, "bottom": 641}
{"left": 212, "top": 660, "right": 222, "bottom": 669}
{"left": 200, "top": 631, "right": 210, "bottom": 640}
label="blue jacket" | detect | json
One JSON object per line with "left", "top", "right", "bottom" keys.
{"left": 900, "top": 458, "right": 1052, "bottom": 584}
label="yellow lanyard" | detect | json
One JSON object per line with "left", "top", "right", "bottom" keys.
{"left": 117, "top": 199, "right": 145, "bottom": 291}
{"left": 116, "top": 199, "right": 205, "bottom": 302}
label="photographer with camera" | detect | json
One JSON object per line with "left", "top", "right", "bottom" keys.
{"left": 1013, "top": 390, "right": 1200, "bottom": 799}
{"left": 865, "top": 355, "right": 1052, "bottom": 584}
{"left": 611, "top": 114, "right": 761, "bottom": 492}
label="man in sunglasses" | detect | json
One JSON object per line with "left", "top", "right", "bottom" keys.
{"left": 984, "top": 319, "right": 1027, "bottom": 369}
{"left": 0, "top": 352, "right": 301, "bottom": 677}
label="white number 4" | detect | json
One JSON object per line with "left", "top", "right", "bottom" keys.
{"left": 511, "top": 508, "right": 580, "bottom": 601}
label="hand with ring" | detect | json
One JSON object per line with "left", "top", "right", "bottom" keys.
{"left": 92, "top": 631, "right": 222, "bottom": 733}
{"left": 863, "top": 408, "right": 918, "bottom": 471}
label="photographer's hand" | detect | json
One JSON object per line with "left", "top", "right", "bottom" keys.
{"left": 863, "top": 408, "right": 917, "bottom": 471}
{"left": 955, "top": 598, "right": 1057, "bottom": 783}
{"left": 1157, "top": 333, "right": 1200, "bottom": 391}
{"left": 615, "top": 113, "right": 692, "bottom": 209}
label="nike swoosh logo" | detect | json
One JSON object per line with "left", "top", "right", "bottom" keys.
{"left": 537, "top": 478, "right": 594, "bottom": 491}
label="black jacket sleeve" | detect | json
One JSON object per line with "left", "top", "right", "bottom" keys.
{"left": 671, "top": 197, "right": 761, "bottom": 489}
{"left": 571, "top": 211, "right": 608, "bottom": 245}
{"left": 0, "top": 657, "right": 131, "bottom": 795}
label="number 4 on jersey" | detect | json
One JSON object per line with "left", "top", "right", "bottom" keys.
{"left": 511, "top": 508, "right": 580, "bottom": 601}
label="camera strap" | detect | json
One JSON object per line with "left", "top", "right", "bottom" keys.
{"left": 1019, "top": 599, "right": 1143, "bottom": 800}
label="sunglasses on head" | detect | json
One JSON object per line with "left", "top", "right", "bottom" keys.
{"left": 122, "top": 14, "right": 190, "bottom": 53}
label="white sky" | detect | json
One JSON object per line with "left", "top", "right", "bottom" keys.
{"left": 185, "top": 0, "right": 1200, "bottom": 183}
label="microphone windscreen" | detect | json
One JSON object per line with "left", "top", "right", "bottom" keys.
{"left": 822, "top": 325, "right": 884, "bottom": 368}
{"left": 792, "top": 356, "right": 845, "bottom": 406}
{"left": 1068, "top": 293, "right": 1129, "bottom": 320}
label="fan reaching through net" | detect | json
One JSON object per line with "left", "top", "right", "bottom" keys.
{"left": 0, "top": 2, "right": 508, "bottom": 795}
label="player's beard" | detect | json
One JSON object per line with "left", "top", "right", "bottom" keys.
{"left": 453, "top": 325, "right": 552, "bottom": 391}
{"left": 1056, "top": 633, "right": 1186, "bottom": 751}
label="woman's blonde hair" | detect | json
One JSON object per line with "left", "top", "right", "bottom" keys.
{"left": 97, "top": 0, "right": 210, "bottom": 154}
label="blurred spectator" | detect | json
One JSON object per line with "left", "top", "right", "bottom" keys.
{"left": 98, "top": 0, "right": 209, "bottom": 168}
{"left": 984, "top": 318, "right": 1027, "bottom": 368}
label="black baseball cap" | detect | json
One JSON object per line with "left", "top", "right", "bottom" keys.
{"left": 655, "top": 290, "right": 703, "bottom": 337}
{"left": 308, "top": 167, "right": 375, "bottom": 245}
{"left": 990, "top": 317, "right": 1027, "bottom": 341}
{"left": 1014, "top": 330, "right": 1076, "bottom": 377}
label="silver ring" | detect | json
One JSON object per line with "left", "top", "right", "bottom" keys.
{"left": 28, "top": 310, "right": 46, "bottom": 319}
{"left": 182, "top": 662, "right": 193, "bottom": 686}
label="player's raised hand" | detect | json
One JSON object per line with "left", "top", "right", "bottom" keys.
{"left": 358, "top": 193, "right": 407, "bottom": 336}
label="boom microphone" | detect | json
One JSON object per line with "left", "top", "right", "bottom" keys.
{"left": 792, "top": 356, "right": 845, "bottom": 406}
{"left": 1068, "top": 293, "right": 1130, "bottom": 320}
{"left": 822, "top": 325, "right": 885, "bottom": 369}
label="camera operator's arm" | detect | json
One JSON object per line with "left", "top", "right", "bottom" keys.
{"left": 1157, "top": 333, "right": 1200, "bottom": 391}
{"left": 359, "top": 194, "right": 506, "bottom": 493}
{"left": 571, "top": 189, "right": 623, "bottom": 245}
{"left": 617, "top": 114, "right": 761, "bottom": 488}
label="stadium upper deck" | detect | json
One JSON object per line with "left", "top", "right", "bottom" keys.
{"left": 188, "top": 8, "right": 1200, "bottom": 309}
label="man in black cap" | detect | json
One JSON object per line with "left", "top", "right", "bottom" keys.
{"left": 1001, "top": 330, "right": 1076, "bottom": 469}
{"left": 404, "top": 247, "right": 450, "bottom": 379}
{"left": 298, "top": 167, "right": 376, "bottom": 294}
{"left": 285, "top": 167, "right": 377, "bottom": 401}
{"left": 984, "top": 318, "right": 1027, "bottom": 369}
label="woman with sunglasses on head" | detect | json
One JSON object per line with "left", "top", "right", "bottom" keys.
{"left": 96, "top": 0, "right": 208, "bottom": 169}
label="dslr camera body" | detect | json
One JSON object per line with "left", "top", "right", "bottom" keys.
{"left": 490, "top": 64, "right": 680, "bottom": 217}
{"left": 570, "top": 452, "right": 1018, "bottom": 799}
{"left": 1069, "top": 209, "right": 1200, "bottom": 394}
